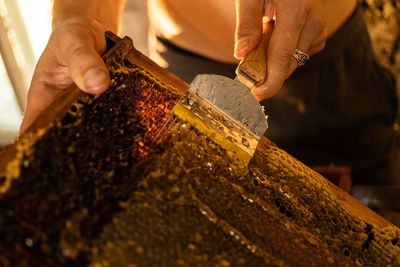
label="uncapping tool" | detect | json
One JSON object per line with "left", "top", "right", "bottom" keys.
{"left": 153, "top": 23, "right": 274, "bottom": 163}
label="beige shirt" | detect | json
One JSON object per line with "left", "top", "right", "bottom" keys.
{"left": 148, "top": 0, "right": 357, "bottom": 63}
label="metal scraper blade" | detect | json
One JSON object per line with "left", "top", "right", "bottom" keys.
{"left": 174, "top": 74, "right": 268, "bottom": 158}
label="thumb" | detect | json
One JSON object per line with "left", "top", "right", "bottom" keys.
{"left": 58, "top": 18, "right": 110, "bottom": 94}
{"left": 234, "top": 0, "right": 265, "bottom": 59}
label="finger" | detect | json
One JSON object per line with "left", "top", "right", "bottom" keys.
{"left": 285, "top": 8, "right": 327, "bottom": 79}
{"left": 234, "top": 0, "right": 265, "bottom": 59}
{"left": 252, "top": 0, "right": 311, "bottom": 100}
{"left": 285, "top": 31, "right": 313, "bottom": 80}
{"left": 285, "top": 38, "right": 325, "bottom": 80}
{"left": 58, "top": 19, "right": 109, "bottom": 94}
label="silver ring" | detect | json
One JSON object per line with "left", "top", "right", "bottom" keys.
{"left": 294, "top": 49, "right": 309, "bottom": 66}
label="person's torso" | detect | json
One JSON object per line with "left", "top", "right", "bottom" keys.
{"left": 148, "top": 0, "right": 357, "bottom": 63}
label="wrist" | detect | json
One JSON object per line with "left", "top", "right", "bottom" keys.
{"left": 53, "top": 16, "right": 119, "bottom": 33}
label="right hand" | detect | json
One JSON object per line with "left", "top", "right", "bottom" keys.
{"left": 20, "top": 17, "right": 110, "bottom": 134}
{"left": 234, "top": 0, "right": 327, "bottom": 101}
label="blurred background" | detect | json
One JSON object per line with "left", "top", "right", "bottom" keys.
{"left": 0, "top": 0, "right": 399, "bottom": 148}
{"left": 0, "top": 0, "right": 52, "bottom": 147}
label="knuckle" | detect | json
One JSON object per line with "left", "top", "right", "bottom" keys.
{"left": 69, "top": 45, "right": 91, "bottom": 62}
{"left": 52, "top": 17, "right": 101, "bottom": 45}
{"left": 51, "top": 22, "right": 104, "bottom": 59}
{"left": 52, "top": 26, "right": 85, "bottom": 47}
{"left": 276, "top": 50, "right": 294, "bottom": 69}
{"left": 236, "top": 17, "right": 261, "bottom": 36}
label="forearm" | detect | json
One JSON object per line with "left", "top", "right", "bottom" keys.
{"left": 52, "top": 0, "right": 125, "bottom": 32}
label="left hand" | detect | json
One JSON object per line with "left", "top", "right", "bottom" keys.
{"left": 19, "top": 17, "right": 109, "bottom": 135}
{"left": 234, "top": 0, "right": 327, "bottom": 101}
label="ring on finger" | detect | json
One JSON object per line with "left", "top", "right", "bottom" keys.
{"left": 293, "top": 49, "right": 309, "bottom": 66}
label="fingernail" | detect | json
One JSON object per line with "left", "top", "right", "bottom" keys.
{"left": 234, "top": 38, "right": 250, "bottom": 59}
{"left": 84, "top": 67, "right": 108, "bottom": 92}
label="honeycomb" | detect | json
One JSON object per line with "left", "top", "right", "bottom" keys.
{"left": 0, "top": 34, "right": 399, "bottom": 266}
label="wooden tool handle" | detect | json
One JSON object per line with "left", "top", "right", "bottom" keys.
{"left": 236, "top": 22, "right": 274, "bottom": 86}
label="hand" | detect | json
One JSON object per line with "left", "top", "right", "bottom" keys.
{"left": 234, "top": 0, "right": 327, "bottom": 101}
{"left": 19, "top": 17, "right": 110, "bottom": 134}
